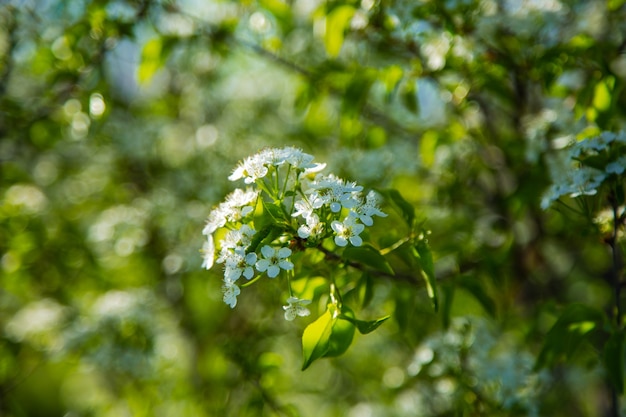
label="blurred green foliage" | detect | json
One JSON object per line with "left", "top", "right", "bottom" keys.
{"left": 1, "top": 0, "right": 626, "bottom": 416}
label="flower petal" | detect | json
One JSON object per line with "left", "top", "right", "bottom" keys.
{"left": 279, "top": 260, "right": 294, "bottom": 270}
{"left": 256, "top": 259, "right": 270, "bottom": 272}
{"left": 267, "top": 265, "right": 280, "bottom": 278}
{"left": 277, "top": 247, "right": 292, "bottom": 258}
{"left": 261, "top": 245, "right": 274, "bottom": 258}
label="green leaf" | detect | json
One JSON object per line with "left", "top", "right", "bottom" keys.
{"left": 577, "top": 154, "right": 609, "bottom": 171}
{"left": 381, "top": 65, "right": 404, "bottom": 100}
{"left": 326, "top": 312, "right": 356, "bottom": 357}
{"left": 247, "top": 224, "right": 284, "bottom": 254}
{"left": 343, "top": 244, "right": 394, "bottom": 275}
{"left": 413, "top": 241, "right": 438, "bottom": 312}
{"left": 535, "top": 304, "right": 606, "bottom": 370}
{"left": 138, "top": 38, "right": 163, "bottom": 84}
{"left": 301, "top": 306, "right": 359, "bottom": 369}
{"left": 401, "top": 81, "right": 419, "bottom": 113}
{"left": 457, "top": 276, "right": 496, "bottom": 317}
{"left": 377, "top": 189, "right": 415, "bottom": 227}
{"left": 247, "top": 224, "right": 274, "bottom": 254}
{"left": 604, "top": 330, "right": 625, "bottom": 394}
{"left": 301, "top": 309, "right": 334, "bottom": 370}
{"left": 592, "top": 76, "right": 614, "bottom": 112}
{"left": 394, "top": 287, "right": 415, "bottom": 332}
{"left": 262, "top": 199, "right": 286, "bottom": 223}
{"left": 324, "top": 5, "right": 355, "bottom": 58}
{"left": 339, "top": 313, "right": 390, "bottom": 334}
{"left": 360, "top": 273, "right": 374, "bottom": 309}
{"left": 342, "top": 72, "right": 374, "bottom": 115}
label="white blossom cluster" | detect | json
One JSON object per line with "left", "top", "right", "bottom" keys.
{"left": 541, "top": 131, "right": 626, "bottom": 209}
{"left": 407, "top": 317, "right": 550, "bottom": 416}
{"left": 201, "top": 147, "right": 387, "bottom": 316}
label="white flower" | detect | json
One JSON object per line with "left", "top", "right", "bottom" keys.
{"left": 541, "top": 164, "right": 608, "bottom": 209}
{"left": 308, "top": 174, "right": 363, "bottom": 212}
{"left": 297, "top": 213, "right": 324, "bottom": 239}
{"left": 226, "top": 188, "right": 259, "bottom": 207}
{"left": 228, "top": 154, "right": 269, "bottom": 183}
{"left": 220, "top": 225, "right": 257, "bottom": 252}
{"left": 202, "top": 206, "right": 228, "bottom": 235}
{"left": 281, "top": 147, "right": 317, "bottom": 170}
{"left": 301, "top": 162, "right": 326, "bottom": 178}
{"left": 224, "top": 251, "right": 257, "bottom": 281}
{"left": 331, "top": 217, "right": 365, "bottom": 247}
{"left": 222, "top": 280, "right": 241, "bottom": 308}
{"left": 201, "top": 235, "right": 215, "bottom": 270}
{"left": 291, "top": 197, "right": 323, "bottom": 219}
{"left": 224, "top": 189, "right": 258, "bottom": 222}
{"left": 606, "top": 156, "right": 626, "bottom": 175}
{"left": 292, "top": 199, "right": 314, "bottom": 219}
{"left": 202, "top": 189, "right": 258, "bottom": 235}
{"left": 351, "top": 191, "right": 387, "bottom": 226}
{"left": 255, "top": 245, "right": 294, "bottom": 278}
{"left": 568, "top": 169, "right": 606, "bottom": 197}
{"left": 283, "top": 297, "right": 312, "bottom": 321}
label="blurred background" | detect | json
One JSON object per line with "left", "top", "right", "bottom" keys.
{"left": 1, "top": 0, "right": 626, "bottom": 416}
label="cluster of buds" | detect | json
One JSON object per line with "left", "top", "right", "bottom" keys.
{"left": 201, "top": 147, "right": 386, "bottom": 318}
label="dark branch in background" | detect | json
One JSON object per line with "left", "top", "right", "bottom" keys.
{"left": 610, "top": 195, "right": 623, "bottom": 327}
{"left": 607, "top": 188, "right": 625, "bottom": 417}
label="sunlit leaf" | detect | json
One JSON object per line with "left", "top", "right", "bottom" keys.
{"left": 138, "top": 38, "right": 163, "bottom": 84}
{"left": 419, "top": 131, "right": 438, "bottom": 168}
{"left": 381, "top": 65, "right": 404, "bottom": 99}
{"left": 324, "top": 5, "right": 355, "bottom": 58}
{"left": 592, "top": 76, "right": 614, "bottom": 112}
{"left": 301, "top": 309, "right": 334, "bottom": 370}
